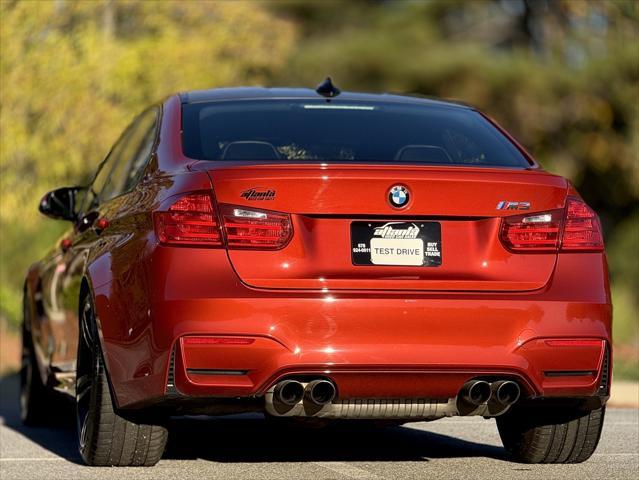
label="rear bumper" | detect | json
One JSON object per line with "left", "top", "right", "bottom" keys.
{"left": 94, "top": 247, "right": 612, "bottom": 409}
{"left": 174, "top": 334, "right": 609, "bottom": 400}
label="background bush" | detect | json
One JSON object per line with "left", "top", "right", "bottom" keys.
{"left": 1, "top": 0, "right": 637, "bottom": 376}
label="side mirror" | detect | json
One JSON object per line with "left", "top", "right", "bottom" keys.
{"left": 39, "top": 187, "right": 81, "bottom": 222}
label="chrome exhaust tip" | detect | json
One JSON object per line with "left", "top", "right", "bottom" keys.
{"left": 460, "top": 380, "right": 491, "bottom": 405}
{"left": 304, "top": 379, "right": 336, "bottom": 406}
{"left": 491, "top": 380, "right": 521, "bottom": 406}
{"left": 273, "top": 380, "right": 304, "bottom": 406}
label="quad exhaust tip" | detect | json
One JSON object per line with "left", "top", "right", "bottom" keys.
{"left": 491, "top": 380, "right": 521, "bottom": 406}
{"left": 305, "top": 379, "right": 336, "bottom": 406}
{"left": 461, "top": 380, "right": 492, "bottom": 405}
{"left": 273, "top": 378, "right": 517, "bottom": 411}
{"left": 459, "top": 379, "right": 521, "bottom": 408}
{"left": 273, "top": 379, "right": 336, "bottom": 406}
{"left": 273, "top": 380, "right": 305, "bottom": 406}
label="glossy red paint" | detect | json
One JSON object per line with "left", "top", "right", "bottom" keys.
{"left": 201, "top": 165, "right": 565, "bottom": 292}
{"left": 93, "top": 243, "right": 610, "bottom": 407}
{"left": 25, "top": 89, "right": 612, "bottom": 418}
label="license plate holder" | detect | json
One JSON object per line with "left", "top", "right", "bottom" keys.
{"left": 350, "top": 221, "right": 442, "bottom": 267}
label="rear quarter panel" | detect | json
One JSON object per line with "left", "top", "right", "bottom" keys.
{"left": 86, "top": 136, "right": 214, "bottom": 406}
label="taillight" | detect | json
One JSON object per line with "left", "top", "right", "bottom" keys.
{"left": 154, "top": 193, "right": 223, "bottom": 247}
{"left": 500, "top": 209, "right": 563, "bottom": 252}
{"left": 561, "top": 197, "right": 604, "bottom": 251}
{"left": 499, "top": 197, "right": 603, "bottom": 253}
{"left": 154, "top": 193, "right": 292, "bottom": 250}
{"left": 219, "top": 204, "right": 292, "bottom": 249}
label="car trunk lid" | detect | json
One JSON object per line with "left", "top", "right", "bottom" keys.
{"left": 201, "top": 163, "right": 567, "bottom": 292}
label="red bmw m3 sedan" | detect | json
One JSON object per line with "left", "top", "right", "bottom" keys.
{"left": 22, "top": 80, "right": 611, "bottom": 466}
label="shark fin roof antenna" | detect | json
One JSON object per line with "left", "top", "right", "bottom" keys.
{"left": 315, "top": 77, "right": 341, "bottom": 99}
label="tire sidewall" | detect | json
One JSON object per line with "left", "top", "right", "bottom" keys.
{"left": 76, "top": 294, "right": 101, "bottom": 462}
{"left": 20, "top": 293, "right": 45, "bottom": 425}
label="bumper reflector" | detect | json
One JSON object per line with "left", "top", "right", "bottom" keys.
{"left": 544, "top": 339, "right": 602, "bottom": 347}
{"left": 544, "top": 370, "right": 595, "bottom": 377}
{"left": 183, "top": 337, "right": 255, "bottom": 345}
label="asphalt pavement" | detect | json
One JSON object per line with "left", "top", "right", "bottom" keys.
{"left": 0, "top": 374, "right": 637, "bottom": 480}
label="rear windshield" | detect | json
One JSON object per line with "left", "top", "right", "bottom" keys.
{"left": 182, "top": 99, "right": 530, "bottom": 167}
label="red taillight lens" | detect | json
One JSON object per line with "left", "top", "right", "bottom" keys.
{"left": 154, "top": 193, "right": 223, "bottom": 246}
{"left": 499, "top": 197, "right": 603, "bottom": 253}
{"left": 500, "top": 209, "right": 563, "bottom": 252}
{"left": 154, "top": 193, "right": 292, "bottom": 250}
{"left": 219, "top": 204, "right": 292, "bottom": 249}
{"left": 561, "top": 197, "right": 604, "bottom": 251}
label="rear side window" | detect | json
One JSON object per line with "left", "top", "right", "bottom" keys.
{"left": 99, "top": 107, "right": 158, "bottom": 202}
{"left": 121, "top": 109, "right": 158, "bottom": 193}
{"left": 182, "top": 100, "right": 529, "bottom": 167}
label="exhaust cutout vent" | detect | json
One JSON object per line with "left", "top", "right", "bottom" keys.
{"left": 598, "top": 345, "right": 610, "bottom": 396}
{"left": 166, "top": 347, "right": 178, "bottom": 396}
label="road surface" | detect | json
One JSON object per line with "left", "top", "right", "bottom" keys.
{"left": 0, "top": 375, "right": 637, "bottom": 479}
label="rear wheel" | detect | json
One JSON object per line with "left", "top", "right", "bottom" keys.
{"left": 497, "top": 406, "right": 605, "bottom": 463}
{"left": 20, "top": 319, "right": 51, "bottom": 426}
{"left": 76, "top": 295, "right": 168, "bottom": 466}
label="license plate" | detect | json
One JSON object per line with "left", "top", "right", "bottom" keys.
{"left": 351, "top": 221, "right": 442, "bottom": 266}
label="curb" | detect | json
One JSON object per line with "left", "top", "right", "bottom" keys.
{"left": 609, "top": 380, "right": 639, "bottom": 408}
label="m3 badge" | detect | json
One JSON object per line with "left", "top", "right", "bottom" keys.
{"left": 496, "top": 201, "right": 530, "bottom": 210}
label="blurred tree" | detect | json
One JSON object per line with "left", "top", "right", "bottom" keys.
{"left": 0, "top": 0, "right": 637, "bottom": 374}
{"left": 0, "top": 0, "right": 295, "bottom": 324}
{"left": 271, "top": 0, "right": 639, "bottom": 363}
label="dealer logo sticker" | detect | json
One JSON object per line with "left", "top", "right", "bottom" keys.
{"left": 241, "top": 187, "right": 275, "bottom": 200}
{"left": 373, "top": 222, "right": 420, "bottom": 239}
{"left": 388, "top": 185, "right": 409, "bottom": 208}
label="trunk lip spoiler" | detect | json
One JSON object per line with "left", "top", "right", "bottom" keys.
{"left": 189, "top": 159, "right": 541, "bottom": 172}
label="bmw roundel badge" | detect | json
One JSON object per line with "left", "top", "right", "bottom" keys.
{"left": 388, "top": 185, "right": 410, "bottom": 208}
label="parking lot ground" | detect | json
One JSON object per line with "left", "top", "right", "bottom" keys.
{"left": 1, "top": 374, "right": 637, "bottom": 480}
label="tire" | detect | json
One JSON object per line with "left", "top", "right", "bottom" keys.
{"left": 76, "top": 295, "right": 168, "bottom": 466}
{"left": 497, "top": 405, "right": 605, "bottom": 463}
{"left": 20, "top": 319, "right": 51, "bottom": 426}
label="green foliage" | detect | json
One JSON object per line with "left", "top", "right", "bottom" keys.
{"left": 614, "top": 357, "right": 639, "bottom": 381}
{"left": 0, "top": 0, "right": 637, "bottom": 377}
{"left": 272, "top": 0, "right": 639, "bottom": 376}
{"left": 0, "top": 0, "right": 295, "bottom": 326}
